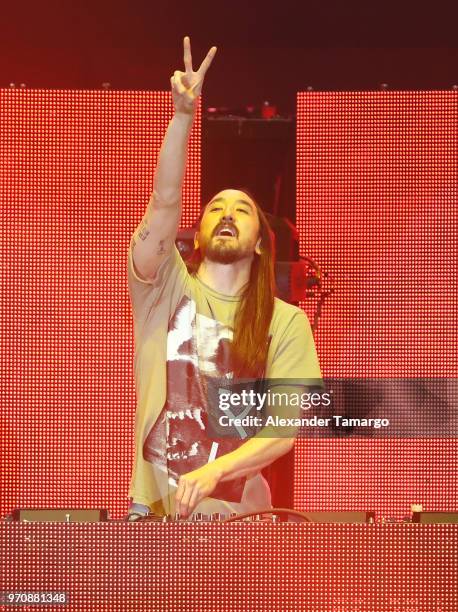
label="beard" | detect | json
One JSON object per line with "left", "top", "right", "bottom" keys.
{"left": 202, "top": 237, "right": 253, "bottom": 264}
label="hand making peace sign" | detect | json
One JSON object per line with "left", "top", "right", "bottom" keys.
{"left": 171, "top": 36, "right": 217, "bottom": 115}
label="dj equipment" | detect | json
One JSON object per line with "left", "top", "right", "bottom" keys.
{"left": 411, "top": 511, "right": 458, "bottom": 523}
{"left": 12, "top": 508, "right": 458, "bottom": 524}
{"left": 132, "top": 509, "right": 375, "bottom": 523}
{"left": 282, "top": 510, "right": 375, "bottom": 523}
{"left": 8, "top": 508, "right": 109, "bottom": 522}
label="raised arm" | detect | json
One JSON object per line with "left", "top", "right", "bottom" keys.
{"left": 132, "top": 36, "right": 217, "bottom": 282}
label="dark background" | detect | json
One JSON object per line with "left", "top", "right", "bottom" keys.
{"left": 2, "top": 1, "right": 457, "bottom": 115}
{"left": 3, "top": 1, "right": 456, "bottom": 220}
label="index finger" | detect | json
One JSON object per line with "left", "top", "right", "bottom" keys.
{"left": 197, "top": 45, "right": 217, "bottom": 77}
{"left": 183, "top": 36, "right": 193, "bottom": 74}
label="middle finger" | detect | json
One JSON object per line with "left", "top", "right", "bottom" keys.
{"left": 183, "top": 36, "right": 193, "bottom": 74}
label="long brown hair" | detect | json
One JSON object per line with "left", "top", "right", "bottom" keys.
{"left": 186, "top": 189, "right": 276, "bottom": 379}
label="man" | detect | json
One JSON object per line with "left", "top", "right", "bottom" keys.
{"left": 127, "top": 37, "right": 321, "bottom": 520}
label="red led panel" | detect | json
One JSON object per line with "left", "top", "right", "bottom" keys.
{"left": 1, "top": 523, "right": 457, "bottom": 611}
{"left": 0, "top": 89, "right": 201, "bottom": 521}
{"left": 295, "top": 91, "right": 457, "bottom": 518}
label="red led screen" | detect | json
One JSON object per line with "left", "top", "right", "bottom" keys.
{"left": 1, "top": 88, "right": 456, "bottom": 524}
{"left": 2, "top": 523, "right": 457, "bottom": 611}
{"left": 0, "top": 89, "right": 201, "bottom": 520}
{"left": 295, "top": 91, "right": 457, "bottom": 518}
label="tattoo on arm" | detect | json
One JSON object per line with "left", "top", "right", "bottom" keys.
{"left": 138, "top": 219, "right": 150, "bottom": 241}
{"left": 134, "top": 215, "right": 169, "bottom": 256}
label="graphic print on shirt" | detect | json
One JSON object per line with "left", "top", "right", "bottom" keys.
{"left": 143, "top": 295, "right": 247, "bottom": 503}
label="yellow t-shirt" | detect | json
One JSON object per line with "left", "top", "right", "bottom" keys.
{"left": 127, "top": 240, "right": 322, "bottom": 516}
